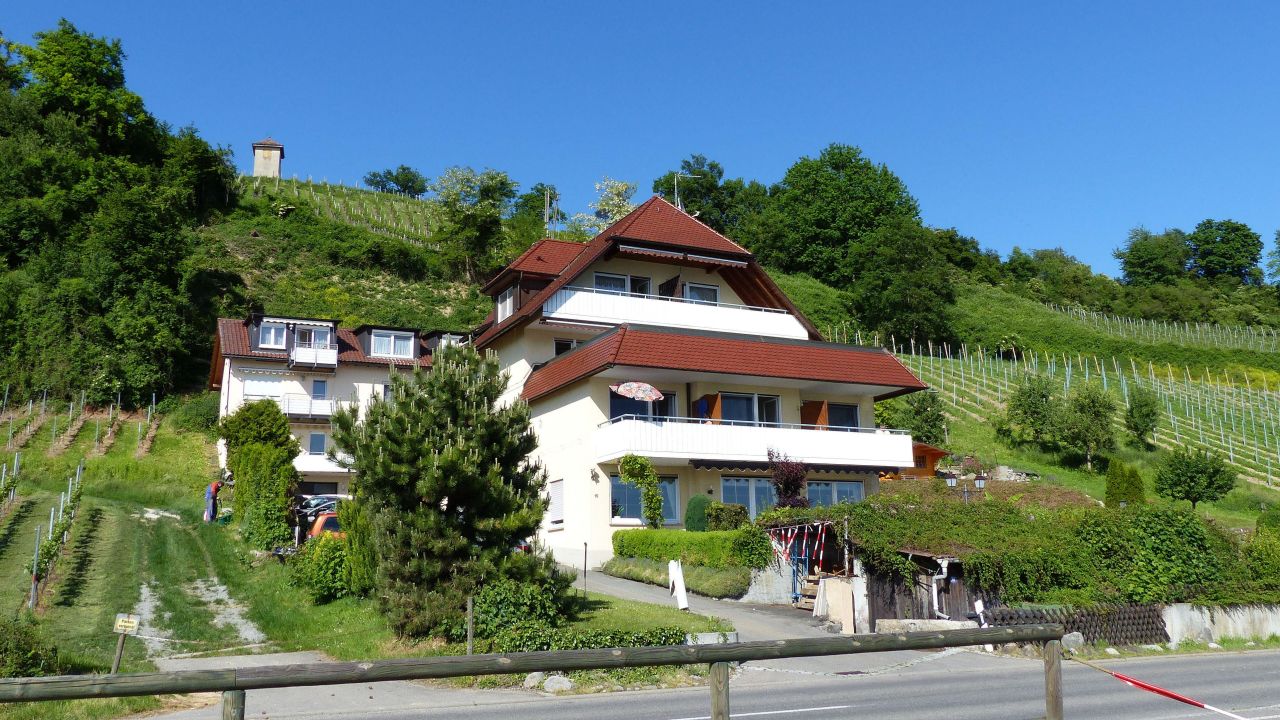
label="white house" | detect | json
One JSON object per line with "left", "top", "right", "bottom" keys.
{"left": 473, "top": 196, "right": 929, "bottom": 568}
{"left": 209, "top": 315, "right": 458, "bottom": 494}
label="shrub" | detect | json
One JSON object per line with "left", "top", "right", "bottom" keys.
{"left": 706, "top": 501, "right": 749, "bottom": 531}
{"left": 1104, "top": 460, "right": 1145, "bottom": 507}
{"left": 473, "top": 577, "right": 565, "bottom": 638}
{"left": 612, "top": 528, "right": 769, "bottom": 569}
{"left": 232, "top": 442, "right": 298, "bottom": 549}
{"left": 339, "top": 499, "right": 377, "bottom": 597}
{"left": 620, "top": 454, "right": 663, "bottom": 529}
{"left": 172, "top": 392, "right": 220, "bottom": 433}
{"left": 684, "top": 494, "right": 711, "bottom": 532}
{"left": 1258, "top": 506, "right": 1280, "bottom": 533}
{"left": 601, "top": 557, "right": 752, "bottom": 599}
{"left": 1244, "top": 529, "right": 1280, "bottom": 591}
{"left": 289, "top": 533, "right": 349, "bottom": 603}
{"left": 0, "top": 615, "right": 60, "bottom": 678}
{"left": 218, "top": 399, "right": 298, "bottom": 466}
{"left": 768, "top": 449, "right": 809, "bottom": 509}
{"left": 491, "top": 624, "right": 686, "bottom": 653}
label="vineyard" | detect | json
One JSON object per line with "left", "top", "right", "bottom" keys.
{"left": 1046, "top": 303, "right": 1280, "bottom": 354}
{"left": 894, "top": 343, "right": 1280, "bottom": 490}
{"left": 236, "top": 176, "right": 442, "bottom": 246}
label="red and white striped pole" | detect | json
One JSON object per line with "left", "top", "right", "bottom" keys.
{"left": 1074, "top": 657, "right": 1249, "bottom": 719}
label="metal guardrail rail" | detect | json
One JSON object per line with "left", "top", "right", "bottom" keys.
{"left": 0, "top": 625, "right": 1065, "bottom": 720}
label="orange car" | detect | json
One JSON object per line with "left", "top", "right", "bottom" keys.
{"left": 307, "top": 512, "right": 344, "bottom": 540}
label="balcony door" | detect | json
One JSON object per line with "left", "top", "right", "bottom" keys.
{"left": 595, "top": 272, "right": 651, "bottom": 296}
{"left": 311, "top": 379, "right": 328, "bottom": 400}
{"left": 609, "top": 390, "right": 677, "bottom": 420}
{"left": 721, "top": 393, "right": 779, "bottom": 426}
{"left": 297, "top": 326, "right": 331, "bottom": 348}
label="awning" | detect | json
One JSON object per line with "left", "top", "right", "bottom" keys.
{"left": 689, "top": 459, "right": 894, "bottom": 475}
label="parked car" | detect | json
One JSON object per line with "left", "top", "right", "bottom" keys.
{"left": 307, "top": 512, "right": 344, "bottom": 540}
{"left": 295, "top": 494, "right": 349, "bottom": 529}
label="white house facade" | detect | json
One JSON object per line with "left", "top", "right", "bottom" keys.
{"left": 474, "top": 196, "right": 929, "bottom": 568}
{"left": 209, "top": 315, "right": 456, "bottom": 494}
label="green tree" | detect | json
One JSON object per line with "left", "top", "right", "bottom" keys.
{"left": 234, "top": 442, "right": 298, "bottom": 549}
{"left": 1124, "top": 385, "right": 1161, "bottom": 448}
{"left": 218, "top": 399, "right": 298, "bottom": 468}
{"left": 746, "top": 143, "right": 919, "bottom": 286}
{"left": 620, "top": 454, "right": 663, "bottom": 529}
{"left": 876, "top": 391, "right": 947, "bottom": 446}
{"left": 1188, "top": 219, "right": 1263, "bottom": 284}
{"left": 652, "top": 154, "right": 770, "bottom": 238}
{"left": 1058, "top": 381, "right": 1116, "bottom": 471}
{"left": 846, "top": 217, "right": 955, "bottom": 343}
{"left": 505, "top": 182, "right": 566, "bottom": 256}
{"left": 432, "top": 166, "right": 516, "bottom": 282}
{"left": 1155, "top": 447, "right": 1237, "bottom": 509}
{"left": 330, "top": 344, "right": 552, "bottom": 637}
{"left": 1003, "top": 374, "right": 1062, "bottom": 448}
{"left": 1114, "top": 227, "right": 1191, "bottom": 286}
{"left": 363, "top": 165, "right": 428, "bottom": 197}
{"left": 1104, "top": 460, "right": 1145, "bottom": 507}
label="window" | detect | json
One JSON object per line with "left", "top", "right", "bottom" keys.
{"left": 382, "top": 384, "right": 394, "bottom": 401}
{"left": 308, "top": 432, "right": 327, "bottom": 456}
{"left": 828, "top": 403, "right": 860, "bottom": 430}
{"left": 496, "top": 286, "right": 515, "bottom": 322}
{"left": 721, "top": 393, "right": 780, "bottom": 426}
{"left": 611, "top": 474, "right": 678, "bottom": 523}
{"left": 594, "top": 273, "right": 650, "bottom": 295}
{"left": 372, "top": 330, "right": 414, "bottom": 358}
{"left": 547, "top": 479, "right": 564, "bottom": 525}
{"left": 807, "top": 481, "right": 864, "bottom": 507}
{"left": 721, "top": 477, "right": 776, "bottom": 519}
{"left": 684, "top": 283, "right": 719, "bottom": 304}
{"left": 914, "top": 455, "right": 927, "bottom": 469}
{"left": 553, "top": 338, "right": 579, "bottom": 356}
{"left": 260, "top": 322, "right": 286, "bottom": 349}
{"left": 311, "top": 379, "right": 328, "bottom": 399}
{"left": 296, "top": 326, "right": 331, "bottom": 348}
{"left": 299, "top": 481, "right": 338, "bottom": 495}
{"left": 243, "top": 377, "right": 282, "bottom": 398}
{"left": 609, "top": 391, "right": 677, "bottom": 419}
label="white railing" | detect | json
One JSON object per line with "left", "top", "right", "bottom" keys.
{"left": 294, "top": 452, "right": 351, "bottom": 474}
{"left": 291, "top": 342, "right": 339, "bottom": 366}
{"left": 594, "top": 415, "right": 913, "bottom": 467}
{"left": 277, "top": 394, "right": 344, "bottom": 417}
{"left": 543, "top": 286, "right": 810, "bottom": 339}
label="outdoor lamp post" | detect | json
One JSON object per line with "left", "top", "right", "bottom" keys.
{"left": 974, "top": 475, "right": 987, "bottom": 491}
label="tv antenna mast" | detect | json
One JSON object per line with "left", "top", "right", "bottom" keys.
{"left": 673, "top": 173, "right": 701, "bottom": 212}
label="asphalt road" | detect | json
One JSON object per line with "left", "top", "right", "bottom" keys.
{"left": 148, "top": 648, "right": 1280, "bottom": 720}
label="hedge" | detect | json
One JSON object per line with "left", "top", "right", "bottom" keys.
{"left": 491, "top": 624, "right": 686, "bottom": 653}
{"left": 611, "top": 527, "right": 771, "bottom": 569}
{"left": 602, "top": 557, "right": 752, "bottom": 599}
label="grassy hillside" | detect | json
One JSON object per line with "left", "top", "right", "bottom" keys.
{"left": 188, "top": 182, "right": 490, "bottom": 334}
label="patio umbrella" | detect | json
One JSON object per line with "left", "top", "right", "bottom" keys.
{"left": 609, "top": 381, "right": 664, "bottom": 401}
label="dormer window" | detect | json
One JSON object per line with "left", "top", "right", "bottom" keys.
{"left": 297, "top": 326, "right": 331, "bottom": 349}
{"left": 496, "top": 286, "right": 515, "bottom": 322}
{"left": 260, "top": 322, "right": 286, "bottom": 349}
{"left": 372, "top": 330, "right": 414, "bottom": 358}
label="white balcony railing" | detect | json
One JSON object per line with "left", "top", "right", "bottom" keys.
{"left": 294, "top": 452, "right": 351, "bottom": 474}
{"left": 543, "top": 286, "right": 810, "bottom": 339}
{"left": 595, "top": 415, "right": 914, "bottom": 468}
{"left": 277, "top": 394, "right": 344, "bottom": 417}
{"left": 291, "top": 342, "right": 339, "bottom": 366}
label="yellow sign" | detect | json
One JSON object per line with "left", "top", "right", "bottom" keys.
{"left": 114, "top": 613, "right": 140, "bottom": 635}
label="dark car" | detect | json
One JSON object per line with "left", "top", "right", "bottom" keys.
{"left": 294, "top": 494, "right": 349, "bottom": 528}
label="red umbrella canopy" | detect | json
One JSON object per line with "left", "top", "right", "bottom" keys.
{"left": 609, "top": 382, "right": 664, "bottom": 401}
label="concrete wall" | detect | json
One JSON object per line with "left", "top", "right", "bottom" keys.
{"left": 252, "top": 147, "right": 282, "bottom": 178}
{"left": 1163, "top": 604, "right": 1280, "bottom": 646}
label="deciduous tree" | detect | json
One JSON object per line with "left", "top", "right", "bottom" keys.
{"left": 1155, "top": 447, "right": 1236, "bottom": 509}
{"left": 1114, "top": 227, "right": 1191, "bottom": 286}
{"left": 363, "top": 165, "right": 428, "bottom": 197}
{"left": 1188, "top": 219, "right": 1262, "bottom": 284}
{"left": 847, "top": 217, "right": 956, "bottom": 343}
{"left": 1124, "top": 385, "right": 1161, "bottom": 448}
{"left": 1058, "top": 382, "right": 1116, "bottom": 471}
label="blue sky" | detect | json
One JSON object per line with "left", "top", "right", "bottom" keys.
{"left": 7, "top": 2, "right": 1279, "bottom": 276}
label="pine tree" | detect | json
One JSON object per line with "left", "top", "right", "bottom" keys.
{"left": 331, "top": 344, "right": 551, "bottom": 637}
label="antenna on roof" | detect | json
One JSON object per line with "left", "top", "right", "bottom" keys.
{"left": 673, "top": 173, "right": 701, "bottom": 212}
{"left": 543, "top": 187, "right": 553, "bottom": 239}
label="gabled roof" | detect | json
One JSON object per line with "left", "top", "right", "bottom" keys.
{"left": 474, "top": 197, "right": 821, "bottom": 348}
{"left": 212, "top": 318, "right": 432, "bottom": 372}
{"left": 480, "top": 238, "right": 588, "bottom": 293}
{"left": 252, "top": 137, "right": 284, "bottom": 148}
{"left": 521, "top": 324, "right": 927, "bottom": 403}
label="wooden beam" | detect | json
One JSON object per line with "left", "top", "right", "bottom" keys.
{"left": 0, "top": 626, "right": 1063, "bottom": 703}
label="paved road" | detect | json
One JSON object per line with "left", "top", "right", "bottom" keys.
{"left": 143, "top": 648, "right": 1280, "bottom": 720}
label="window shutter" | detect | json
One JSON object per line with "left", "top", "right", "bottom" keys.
{"left": 547, "top": 479, "right": 564, "bottom": 525}
{"left": 800, "top": 400, "right": 828, "bottom": 428}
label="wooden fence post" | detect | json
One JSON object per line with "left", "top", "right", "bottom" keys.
{"left": 1043, "top": 640, "right": 1063, "bottom": 720}
{"left": 221, "top": 689, "right": 245, "bottom": 720}
{"left": 466, "top": 597, "right": 474, "bottom": 656}
{"left": 709, "top": 661, "right": 730, "bottom": 720}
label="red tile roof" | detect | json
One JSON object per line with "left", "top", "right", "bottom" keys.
{"left": 599, "top": 195, "right": 752, "bottom": 257}
{"left": 481, "top": 238, "right": 587, "bottom": 293}
{"left": 474, "top": 197, "right": 807, "bottom": 348}
{"left": 521, "top": 325, "right": 927, "bottom": 402}
{"left": 214, "top": 318, "right": 431, "bottom": 368}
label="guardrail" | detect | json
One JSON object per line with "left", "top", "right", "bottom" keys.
{"left": 0, "top": 625, "right": 1065, "bottom": 720}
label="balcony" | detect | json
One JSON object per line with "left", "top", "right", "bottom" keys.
{"left": 543, "top": 286, "right": 810, "bottom": 339}
{"left": 290, "top": 342, "right": 338, "bottom": 368}
{"left": 277, "top": 394, "right": 347, "bottom": 419}
{"left": 294, "top": 452, "right": 351, "bottom": 475}
{"left": 595, "top": 415, "right": 913, "bottom": 468}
